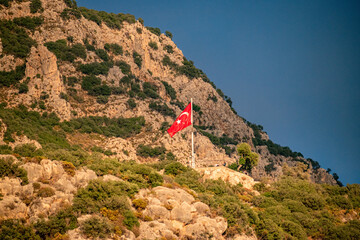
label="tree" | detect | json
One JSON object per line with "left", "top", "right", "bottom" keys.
{"left": 237, "top": 142, "right": 259, "bottom": 172}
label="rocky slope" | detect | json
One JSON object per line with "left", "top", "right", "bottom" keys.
{"left": 0, "top": 0, "right": 337, "bottom": 185}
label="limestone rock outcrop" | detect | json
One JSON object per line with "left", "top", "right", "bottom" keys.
{"left": 135, "top": 186, "right": 228, "bottom": 240}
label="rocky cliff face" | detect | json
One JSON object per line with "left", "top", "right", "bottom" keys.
{"left": 0, "top": 0, "right": 336, "bottom": 186}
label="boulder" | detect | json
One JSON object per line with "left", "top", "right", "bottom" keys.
{"left": 170, "top": 202, "right": 194, "bottom": 224}
{"left": 143, "top": 205, "right": 170, "bottom": 220}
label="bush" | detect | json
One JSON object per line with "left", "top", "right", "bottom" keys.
{"left": 164, "top": 162, "right": 187, "bottom": 176}
{"left": 78, "top": 62, "right": 111, "bottom": 75}
{"left": 13, "top": 16, "right": 43, "bottom": 31}
{"left": 0, "top": 64, "right": 26, "bottom": 87}
{"left": 95, "top": 49, "right": 110, "bottom": 61}
{"left": 162, "top": 55, "right": 178, "bottom": 69}
{"left": 115, "top": 61, "right": 131, "bottom": 75}
{"left": 63, "top": 0, "right": 77, "bottom": 8}
{"left": 81, "top": 75, "right": 101, "bottom": 91}
{"left": 0, "top": 157, "right": 28, "bottom": 185}
{"left": 165, "top": 30, "right": 173, "bottom": 39}
{"left": 73, "top": 179, "right": 138, "bottom": 213}
{"left": 143, "top": 82, "right": 159, "bottom": 99}
{"left": 37, "top": 186, "right": 55, "bottom": 198}
{"left": 44, "top": 40, "right": 86, "bottom": 62}
{"left": 163, "top": 44, "right": 174, "bottom": 54}
{"left": 132, "top": 198, "right": 147, "bottom": 210}
{"left": 104, "top": 43, "right": 123, "bottom": 55}
{"left": 149, "top": 102, "right": 175, "bottom": 118}
{"left": 18, "top": 82, "right": 29, "bottom": 93}
{"left": 136, "top": 144, "right": 166, "bottom": 158}
{"left": 60, "top": 116, "right": 145, "bottom": 139}
{"left": 34, "top": 208, "right": 78, "bottom": 239}
{"left": 90, "top": 84, "right": 111, "bottom": 96}
{"left": 81, "top": 216, "right": 114, "bottom": 239}
{"left": 0, "top": 219, "right": 40, "bottom": 240}
{"left": 61, "top": 7, "right": 82, "bottom": 20}
{"left": 79, "top": 7, "right": 136, "bottom": 29}
{"left": 148, "top": 41, "right": 158, "bottom": 50}
{"left": 0, "top": 20, "right": 36, "bottom": 58}
{"left": 146, "top": 26, "right": 161, "bottom": 36}
{"left": 30, "top": 0, "right": 43, "bottom": 13}
{"left": 14, "top": 143, "right": 43, "bottom": 157}
{"left": 133, "top": 51, "right": 142, "bottom": 68}
{"left": 127, "top": 98, "right": 136, "bottom": 109}
{"left": 161, "top": 81, "right": 176, "bottom": 100}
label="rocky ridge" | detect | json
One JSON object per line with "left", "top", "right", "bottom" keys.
{"left": 0, "top": 0, "right": 336, "bottom": 187}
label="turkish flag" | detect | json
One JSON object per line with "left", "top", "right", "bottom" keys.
{"left": 167, "top": 102, "right": 192, "bottom": 137}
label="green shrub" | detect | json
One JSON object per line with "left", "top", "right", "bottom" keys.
{"left": 0, "top": 219, "right": 40, "bottom": 240}
{"left": 161, "top": 81, "right": 176, "bottom": 100}
{"left": 81, "top": 75, "right": 101, "bottom": 91}
{"left": 136, "top": 144, "right": 166, "bottom": 158}
{"left": 60, "top": 8, "right": 82, "bottom": 20}
{"left": 136, "top": 27, "right": 142, "bottom": 33}
{"left": 0, "top": 20, "right": 36, "bottom": 58}
{"left": 146, "top": 26, "right": 161, "bottom": 36}
{"left": 73, "top": 179, "right": 138, "bottom": 213}
{"left": 78, "top": 62, "right": 111, "bottom": 75}
{"left": 117, "top": 161, "right": 163, "bottom": 188}
{"left": 0, "top": 145, "right": 12, "bottom": 154}
{"left": 37, "top": 186, "right": 55, "bottom": 198}
{"left": 165, "top": 30, "right": 173, "bottom": 39}
{"left": 60, "top": 116, "right": 145, "bottom": 139}
{"left": 90, "top": 84, "right": 111, "bottom": 96}
{"left": 0, "top": 0, "right": 12, "bottom": 7}
{"left": 162, "top": 55, "right": 178, "bottom": 69}
{"left": 18, "top": 82, "right": 28, "bottom": 93}
{"left": 0, "top": 157, "right": 28, "bottom": 185}
{"left": 115, "top": 60, "right": 131, "bottom": 75}
{"left": 30, "top": 0, "right": 43, "bottom": 13}
{"left": 164, "top": 44, "right": 174, "bottom": 54}
{"left": 143, "top": 82, "right": 159, "bottom": 99}
{"left": 127, "top": 98, "right": 136, "bottom": 109}
{"left": 79, "top": 7, "right": 135, "bottom": 29}
{"left": 95, "top": 48, "right": 110, "bottom": 61}
{"left": 14, "top": 143, "right": 43, "bottom": 157}
{"left": 148, "top": 41, "right": 158, "bottom": 50}
{"left": 34, "top": 208, "right": 78, "bottom": 239}
{"left": 132, "top": 198, "right": 148, "bottom": 210}
{"left": 81, "top": 216, "right": 114, "bottom": 239}
{"left": 63, "top": 0, "right": 77, "bottom": 8}
{"left": 133, "top": 51, "right": 142, "bottom": 68}
{"left": 0, "top": 64, "right": 26, "bottom": 87}
{"left": 104, "top": 43, "right": 123, "bottom": 55}
{"left": 13, "top": 17, "right": 43, "bottom": 31}
{"left": 149, "top": 102, "right": 175, "bottom": 117}
{"left": 44, "top": 40, "right": 86, "bottom": 62}
{"left": 122, "top": 210, "right": 139, "bottom": 230}
{"left": 164, "top": 162, "right": 187, "bottom": 176}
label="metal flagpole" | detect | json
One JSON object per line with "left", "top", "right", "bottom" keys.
{"left": 191, "top": 98, "right": 195, "bottom": 168}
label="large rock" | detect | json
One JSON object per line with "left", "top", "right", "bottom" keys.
{"left": 137, "top": 221, "right": 178, "bottom": 240}
{"left": 197, "top": 166, "right": 258, "bottom": 190}
{"left": 170, "top": 202, "right": 194, "bottom": 224}
{"left": 143, "top": 205, "right": 170, "bottom": 220}
{"left": 151, "top": 186, "right": 195, "bottom": 204}
{"left": 0, "top": 196, "right": 28, "bottom": 220}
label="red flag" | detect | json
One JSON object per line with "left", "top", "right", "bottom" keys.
{"left": 167, "top": 102, "right": 192, "bottom": 137}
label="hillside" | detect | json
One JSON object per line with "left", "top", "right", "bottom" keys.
{"left": 0, "top": 0, "right": 337, "bottom": 185}
{"left": 1, "top": 0, "right": 359, "bottom": 239}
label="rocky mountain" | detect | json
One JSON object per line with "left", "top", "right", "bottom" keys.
{"left": 0, "top": 0, "right": 336, "bottom": 185}
{"left": 1, "top": 0, "right": 357, "bottom": 239}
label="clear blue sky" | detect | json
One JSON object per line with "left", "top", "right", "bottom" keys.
{"left": 76, "top": 0, "right": 360, "bottom": 184}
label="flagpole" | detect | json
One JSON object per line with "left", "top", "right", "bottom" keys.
{"left": 191, "top": 98, "right": 195, "bottom": 168}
